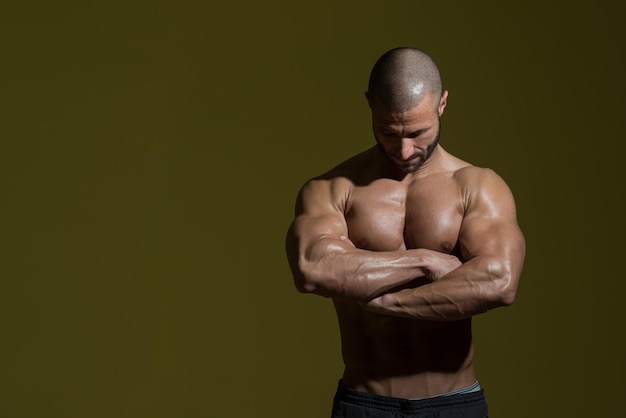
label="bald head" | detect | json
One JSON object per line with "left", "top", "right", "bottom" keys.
{"left": 367, "top": 47, "right": 442, "bottom": 112}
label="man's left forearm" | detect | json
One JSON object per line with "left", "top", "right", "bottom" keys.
{"left": 362, "top": 256, "right": 518, "bottom": 321}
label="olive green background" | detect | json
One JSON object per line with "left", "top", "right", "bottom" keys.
{"left": 2, "top": 1, "right": 624, "bottom": 417}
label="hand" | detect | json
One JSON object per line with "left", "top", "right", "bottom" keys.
{"left": 421, "top": 251, "right": 462, "bottom": 281}
{"left": 340, "top": 235, "right": 355, "bottom": 247}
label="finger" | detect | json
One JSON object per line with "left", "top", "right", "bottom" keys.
{"left": 340, "top": 236, "right": 356, "bottom": 246}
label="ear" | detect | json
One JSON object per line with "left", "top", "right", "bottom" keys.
{"left": 438, "top": 90, "right": 448, "bottom": 116}
{"left": 365, "top": 91, "right": 374, "bottom": 109}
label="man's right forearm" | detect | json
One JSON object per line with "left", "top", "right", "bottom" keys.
{"left": 292, "top": 237, "right": 442, "bottom": 301}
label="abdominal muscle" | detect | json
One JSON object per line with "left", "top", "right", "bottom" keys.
{"left": 334, "top": 299, "right": 476, "bottom": 399}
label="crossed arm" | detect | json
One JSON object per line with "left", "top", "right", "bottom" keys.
{"left": 285, "top": 170, "right": 525, "bottom": 321}
{"left": 364, "top": 206, "right": 525, "bottom": 320}
{"left": 285, "top": 178, "right": 462, "bottom": 302}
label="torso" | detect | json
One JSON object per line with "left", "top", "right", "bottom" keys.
{"left": 329, "top": 145, "right": 478, "bottom": 398}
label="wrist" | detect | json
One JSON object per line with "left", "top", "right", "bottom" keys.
{"left": 414, "top": 251, "right": 432, "bottom": 279}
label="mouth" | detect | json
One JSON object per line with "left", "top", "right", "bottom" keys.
{"left": 392, "top": 154, "right": 425, "bottom": 173}
{"left": 394, "top": 153, "right": 422, "bottom": 164}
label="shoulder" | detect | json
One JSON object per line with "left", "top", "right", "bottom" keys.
{"left": 435, "top": 147, "right": 515, "bottom": 213}
{"left": 298, "top": 147, "right": 380, "bottom": 201}
{"left": 453, "top": 165, "right": 506, "bottom": 186}
{"left": 296, "top": 150, "right": 375, "bottom": 215}
{"left": 452, "top": 165, "right": 517, "bottom": 218}
{"left": 297, "top": 175, "right": 352, "bottom": 215}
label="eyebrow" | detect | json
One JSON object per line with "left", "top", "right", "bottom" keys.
{"left": 407, "top": 129, "right": 427, "bottom": 137}
{"left": 382, "top": 126, "right": 431, "bottom": 137}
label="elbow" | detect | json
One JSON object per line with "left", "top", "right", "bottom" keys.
{"left": 293, "top": 272, "right": 318, "bottom": 294}
{"left": 291, "top": 259, "right": 326, "bottom": 295}
{"left": 287, "top": 245, "right": 321, "bottom": 294}
{"left": 498, "top": 284, "right": 517, "bottom": 307}
{"left": 287, "top": 239, "right": 348, "bottom": 298}
{"left": 286, "top": 231, "right": 320, "bottom": 295}
{"left": 486, "top": 261, "right": 518, "bottom": 308}
{"left": 292, "top": 262, "right": 339, "bottom": 298}
{"left": 294, "top": 274, "right": 333, "bottom": 297}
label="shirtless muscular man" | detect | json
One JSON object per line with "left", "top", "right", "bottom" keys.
{"left": 286, "top": 47, "right": 525, "bottom": 418}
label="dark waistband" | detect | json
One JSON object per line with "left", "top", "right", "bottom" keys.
{"left": 334, "top": 380, "right": 486, "bottom": 413}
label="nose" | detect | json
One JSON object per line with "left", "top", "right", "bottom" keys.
{"left": 398, "top": 138, "right": 417, "bottom": 161}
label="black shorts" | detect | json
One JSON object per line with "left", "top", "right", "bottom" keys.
{"left": 331, "top": 381, "right": 489, "bottom": 418}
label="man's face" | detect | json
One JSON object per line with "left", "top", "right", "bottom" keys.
{"left": 370, "top": 93, "right": 446, "bottom": 174}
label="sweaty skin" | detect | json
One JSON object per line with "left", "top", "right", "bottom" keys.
{"left": 286, "top": 92, "right": 525, "bottom": 399}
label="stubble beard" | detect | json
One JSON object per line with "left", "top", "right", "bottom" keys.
{"left": 375, "top": 120, "right": 441, "bottom": 174}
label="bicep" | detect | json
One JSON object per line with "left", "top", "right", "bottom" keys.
{"left": 459, "top": 170, "right": 525, "bottom": 269}
{"left": 286, "top": 179, "right": 352, "bottom": 268}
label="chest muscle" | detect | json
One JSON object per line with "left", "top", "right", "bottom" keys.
{"left": 345, "top": 177, "right": 464, "bottom": 253}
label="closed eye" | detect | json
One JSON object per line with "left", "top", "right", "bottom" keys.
{"left": 407, "top": 129, "right": 426, "bottom": 138}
